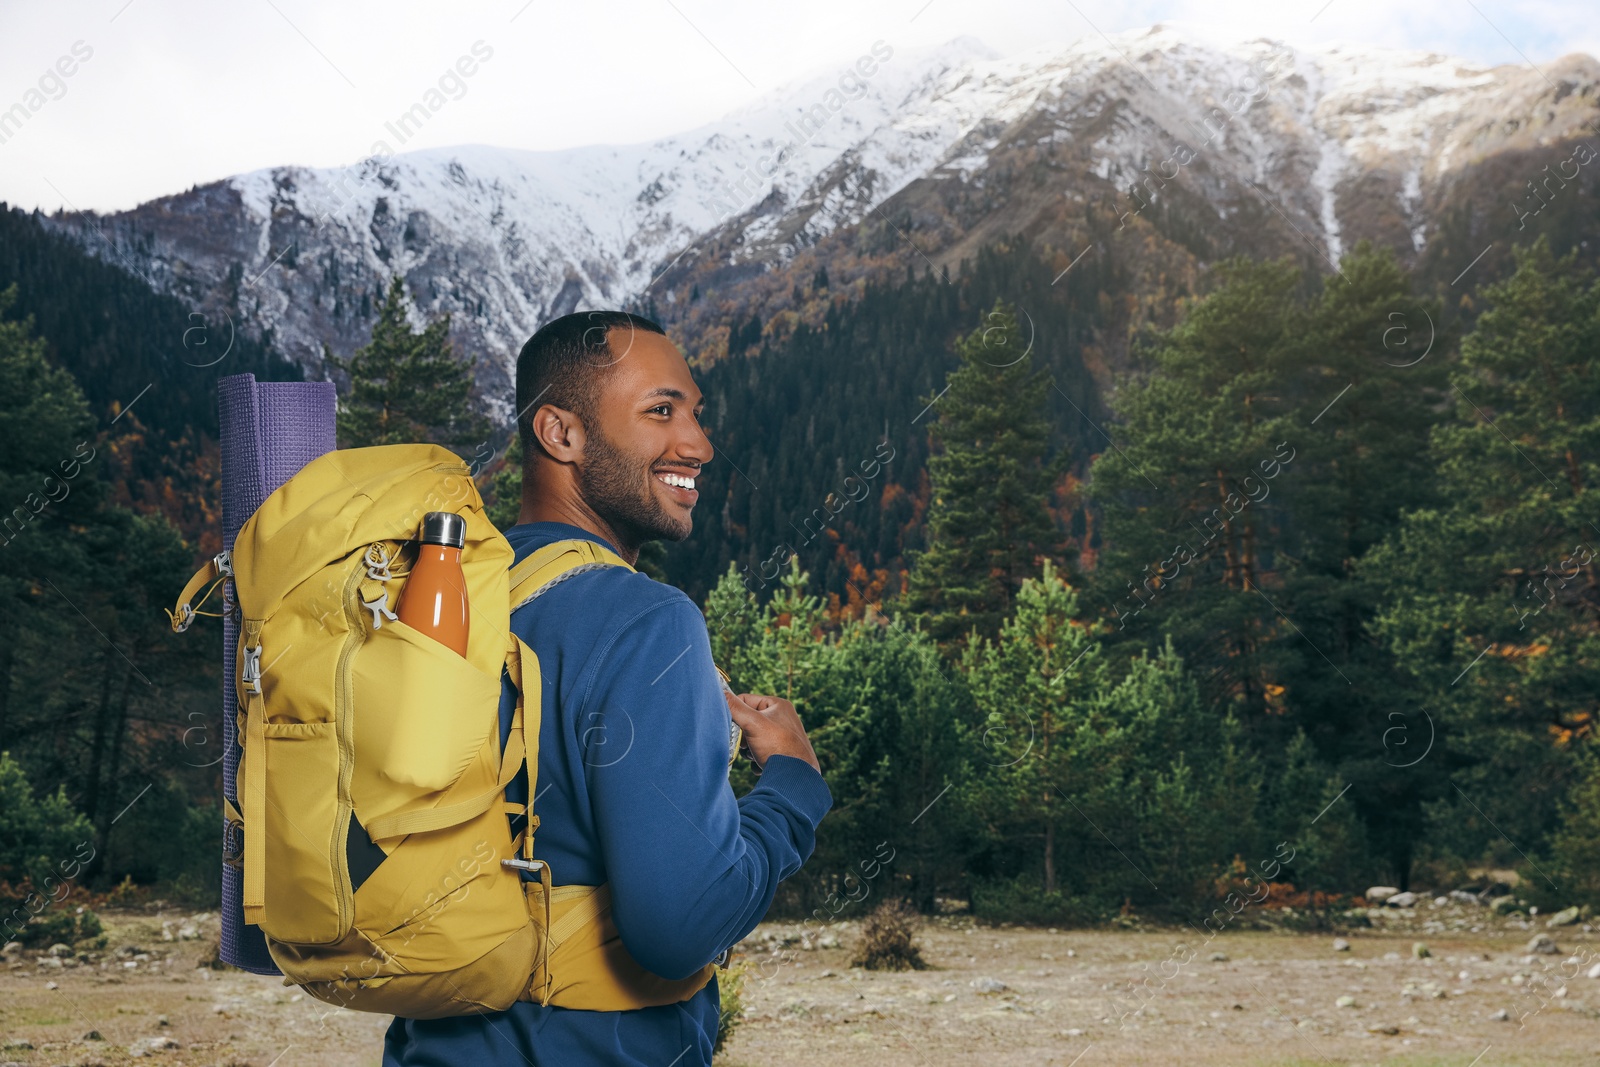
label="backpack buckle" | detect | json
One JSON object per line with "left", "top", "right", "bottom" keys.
{"left": 240, "top": 644, "right": 263, "bottom": 695}
{"left": 501, "top": 858, "right": 545, "bottom": 873}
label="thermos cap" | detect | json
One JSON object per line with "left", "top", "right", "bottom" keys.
{"left": 420, "top": 511, "right": 466, "bottom": 549}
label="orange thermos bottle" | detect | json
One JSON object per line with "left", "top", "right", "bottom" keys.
{"left": 396, "top": 511, "right": 470, "bottom": 657}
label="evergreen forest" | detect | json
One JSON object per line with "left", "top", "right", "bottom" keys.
{"left": 4, "top": 198, "right": 1599, "bottom": 946}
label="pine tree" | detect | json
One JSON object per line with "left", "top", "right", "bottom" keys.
{"left": 703, "top": 561, "right": 761, "bottom": 673}
{"left": 704, "top": 554, "right": 974, "bottom": 913}
{"left": 903, "top": 300, "right": 1069, "bottom": 652}
{"left": 1267, "top": 731, "right": 1370, "bottom": 906}
{"left": 1087, "top": 256, "right": 1303, "bottom": 719}
{"left": 961, "top": 559, "right": 1102, "bottom": 894}
{"left": 324, "top": 276, "right": 490, "bottom": 450}
{"left": 0, "top": 285, "right": 106, "bottom": 744}
{"left": 1365, "top": 237, "right": 1600, "bottom": 869}
{"left": 485, "top": 446, "right": 523, "bottom": 531}
{"left": 1271, "top": 245, "right": 1449, "bottom": 861}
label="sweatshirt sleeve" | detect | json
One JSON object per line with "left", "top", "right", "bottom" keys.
{"left": 579, "top": 593, "right": 832, "bottom": 981}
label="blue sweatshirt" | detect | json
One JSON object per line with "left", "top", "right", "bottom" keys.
{"left": 383, "top": 521, "right": 833, "bottom": 1066}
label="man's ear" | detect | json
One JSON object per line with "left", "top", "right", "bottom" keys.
{"left": 533, "top": 403, "right": 586, "bottom": 463}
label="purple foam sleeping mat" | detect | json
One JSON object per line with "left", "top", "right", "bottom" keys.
{"left": 217, "top": 373, "right": 338, "bottom": 974}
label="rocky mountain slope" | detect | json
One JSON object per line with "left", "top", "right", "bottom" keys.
{"left": 36, "top": 25, "right": 1600, "bottom": 429}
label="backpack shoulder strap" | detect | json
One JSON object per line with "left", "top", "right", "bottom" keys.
{"left": 509, "top": 538, "right": 634, "bottom": 612}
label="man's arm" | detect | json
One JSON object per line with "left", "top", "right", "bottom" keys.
{"left": 581, "top": 595, "right": 831, "bottom": 981}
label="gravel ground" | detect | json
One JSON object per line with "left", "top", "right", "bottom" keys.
{"left": 1, "top": 900, "right": 1597, "bottom": 1066}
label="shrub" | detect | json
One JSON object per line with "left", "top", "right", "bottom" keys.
{"left": 969, "top": 874, "right": 1108, "bottom": 926}
{"left": 101, "top": 788, "right": 220, "bottom": 894}
{"left": 714, "top": 959, "right": 751, "bottom": 1057}
{"left": 1528, "top": 747, "right": 1600, "bottom": 910}
{"left": 7, "top": 903, "right": 103, "bottom": 948}
{"left": 850, "top": 897, "right": 926, "bottom": 971}
{"left": 0, "top": 751, "right": 94, "bottom": 890}
{"left": 104, "top": 874, "right": 145, "bottom": 909}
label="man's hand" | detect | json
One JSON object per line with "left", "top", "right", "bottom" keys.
{"left": 723, "top": 691, "right": 820, "bottom": 774}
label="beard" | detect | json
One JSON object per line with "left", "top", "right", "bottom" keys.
{"left": 576, "top": 421, "right": 691, "bottom": 548}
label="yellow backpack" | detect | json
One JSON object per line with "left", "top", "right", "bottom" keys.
{"left": 167, "top": 443, "right": 720, "bottom": 1018}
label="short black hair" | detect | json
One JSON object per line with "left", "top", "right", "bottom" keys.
{"left": 515, "top": 310, "right": 666, "bottom": 462}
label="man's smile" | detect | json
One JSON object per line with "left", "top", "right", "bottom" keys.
{"left": 653, "top": 467, "right": 699, "bottom": 505}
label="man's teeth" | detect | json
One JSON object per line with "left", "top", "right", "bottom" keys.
{"left": 658, "top": 472, "right": 696, "bottom": 489}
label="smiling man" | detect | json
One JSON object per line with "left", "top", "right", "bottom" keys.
{"left": 382, "top": 310, "right": 830, "bottom": 1067}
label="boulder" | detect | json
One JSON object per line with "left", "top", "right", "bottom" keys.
{"left": 1366, "top": 886, "right": 1401, "bottom": 903}
{"left": 971, "top": 977, "right": 1008, "bottom": 994}
{"left": 1489, "top": 897, "right": 1521, "bottom": 915}
{"left": 1413, "top": 942, "right": 1431, "bottom": 959}
{"left": 129, "top": 1036, "right": 180, "bottom": 1055}
{"left": 1386, "top": 892, "right": 1420, "bottom": 908}
{"left": 1546, "top": 906, "right": 1581, "bottom": 928}
{"left": 1527, "top": 933, "right": 1560, "bottom": 955}
{"left": 1332, "top": 938, "right": 1351, "bottom": 952}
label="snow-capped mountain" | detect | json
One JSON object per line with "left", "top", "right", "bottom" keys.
{"left": 41, "top": 25, "right": 1599, "bottom": 427}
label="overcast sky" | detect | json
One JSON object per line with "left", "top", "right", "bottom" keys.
{"left": 1, "top": 0, "right": 1595, "bottom": 215}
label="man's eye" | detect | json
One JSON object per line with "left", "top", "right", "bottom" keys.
{"left": 649, "top": 404, "right": 670, "bottom": 416}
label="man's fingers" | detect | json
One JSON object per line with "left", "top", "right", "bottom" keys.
{"left": 724, "top": 689, "right": 762, "bottom": 724}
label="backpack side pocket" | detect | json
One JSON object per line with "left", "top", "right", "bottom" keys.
{"left": 258, "top": 720, "right": 349, "bottom": 944}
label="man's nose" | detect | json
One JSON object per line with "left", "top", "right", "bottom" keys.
{"left": 681, "top": 415, "right": 713, "bottom": 466}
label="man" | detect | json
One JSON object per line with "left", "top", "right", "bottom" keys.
{"left": 383, "top": 310, "right": 830, "bottom": 1066}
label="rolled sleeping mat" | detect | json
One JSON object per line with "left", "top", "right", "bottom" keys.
{"left": 218, "top": 372, "right": 338, "bottom": 974}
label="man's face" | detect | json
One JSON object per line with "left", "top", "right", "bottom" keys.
{"left": 575, "top": 327, "right": 712, "bottom": 545}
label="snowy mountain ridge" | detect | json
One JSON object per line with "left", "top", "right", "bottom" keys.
{"left": 44, "top": 24, "right": 1599, "bottom": 427}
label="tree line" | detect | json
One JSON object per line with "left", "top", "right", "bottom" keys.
{"left": 2, "top": 199, "right": 1598, "bottom": 935}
